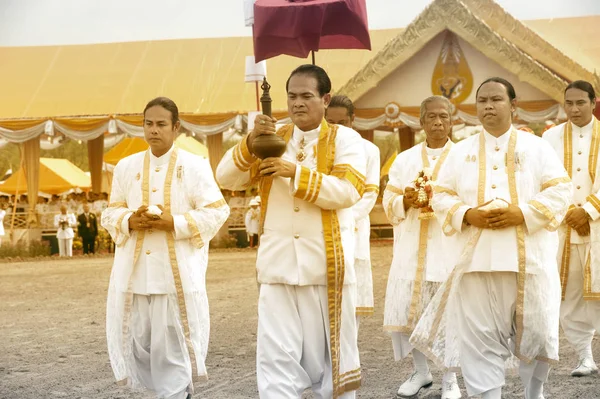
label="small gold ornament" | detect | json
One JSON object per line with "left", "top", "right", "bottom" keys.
{"left": 296, "top": 137, "right": 307, "bottom": 162}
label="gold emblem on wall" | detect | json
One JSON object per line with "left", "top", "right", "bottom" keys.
{"left": 431, "top": 31, "right": 473, "bottom": 104}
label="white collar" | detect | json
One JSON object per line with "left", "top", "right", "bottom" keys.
{"left": 571, "top": 118, "right": 594, "bottom": 134}
{"left": 483, "top": 126, "right": 512, "bottom": 147}
{"left": 292, "top": 124, "right": 321, "bottom": 142}
{"left": 149, "top": 145, "right": 175, "bottom": 166}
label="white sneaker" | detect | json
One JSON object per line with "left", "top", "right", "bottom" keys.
{"left": 396, "top": 370, "right": 433, "bottom": 398}
{"left": 441, "top": 379, "right": 462, "bottom": 399}
{"left": 571, "top": 357, "right": 599, "bottom": 377}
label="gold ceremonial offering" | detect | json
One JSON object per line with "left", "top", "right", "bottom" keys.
{"left": 413, "top": 169, "right": 435, "bottom": 220}
{"left": 251, "top": 78, "right": 287, "bottom": 160}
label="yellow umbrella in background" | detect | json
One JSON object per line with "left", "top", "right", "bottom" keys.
{"left": 103, "top": 135, "right": 209, "bottom": 166}
{"left": 381, "top": 151, "right": 398, "bottom": 177}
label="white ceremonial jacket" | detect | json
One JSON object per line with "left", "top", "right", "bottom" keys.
{"left": 383, "top": 140, "right": 457, "bottom": 282}
{"left": 54, "top": 213, "right": 77, "bottom": 239}
{"left": 216, "top": 121, "right": 367, "bottom": 286}
{"left": 544, "top": 117, "right": 600, "bottom": 299}
{"left": 353, "top": 139, "right": 380, "bottom": 261}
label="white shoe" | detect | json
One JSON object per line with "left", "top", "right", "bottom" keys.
{"left": 396, "top": 370, "right": 433, "bottom": 398}
{"left": 571, "top": 357, "right": 599, "bottom": 376}
{"left": 442, "top": 379, "right": 462, "bottom": 399}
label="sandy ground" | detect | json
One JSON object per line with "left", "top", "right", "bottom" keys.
{"left": 1, "top": 243, "right": 599, "bottom": 399}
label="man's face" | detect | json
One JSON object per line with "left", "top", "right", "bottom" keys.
{"left": 476, "top": 82, "right": 516, "bottom": 130}
{"left": 83, "top": 204, "right": 89, "bottom": 213}
{"left": 287, "top": 74, "right": 330, "bottom": 131}
{"left": 143, "top": 106, "right": 180, "bottom": 155}
{"left": 421, "top": 100, "right": 452, "bottom": 142}
{"left": 326, "top": 107, "right": 354, "bottom": 128}
{"left": 60, "top": 206, "right": 67, "bottom": 214}
{"left": 565, "top": 88, "right": 595, "bottom": 128}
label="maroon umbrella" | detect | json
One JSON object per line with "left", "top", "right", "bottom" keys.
{"left": 252, "top": 0, "right": 371, "bottom": 63}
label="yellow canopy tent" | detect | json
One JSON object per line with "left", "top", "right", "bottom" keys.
{"left": 381, "top": 151, "right": 398, "bottom": 177}
{"left": 0, "top": 158, "right": 91, "bottom": 194}
{"left": 104, "top": 135, "right": 208, "bottom": 166}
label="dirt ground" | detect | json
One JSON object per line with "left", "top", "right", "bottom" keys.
{"left": 1, "top": 243, "right": 599, "bottom": 399}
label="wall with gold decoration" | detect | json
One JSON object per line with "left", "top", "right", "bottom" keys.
{"left": 355, "top": 31, "right": 552, "bottom": 109}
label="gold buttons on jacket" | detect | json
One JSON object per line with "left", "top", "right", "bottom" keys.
{"left": 577, "top": 186, "right": 581, "bottom": 190}
{"left": 152, "top": 188, "right": 158, "bottom": 192}
{"left": 155, "top": 167, "right": 160, "bottom": 172}
{"left": 493, "top": 165, "right": 498, "bottom": 170}
{"left": 294, "top": 234, "right": 300, "bottom": 239}
{"left": 578, "top": 151, "right": 583, "bottom": 155}
{"left": 146, "top": 250, "right": 151, "bottom": 255}
{"left": 577, "top": 168, "right": 582, "bottom": 172}
{"left": 294, "top": 207, "right": 300, "bottom": 212}
{"left": 495, "top": 146, "right": 500, "bottom": 152}
{"left": 491, "top": 184, "right": 497, "bottom": 189}
{"left": 580, "top": 134, "right": 584, "bottom": 138}
{"left": 578, "top": 203, "right": 582, "bottom": 207}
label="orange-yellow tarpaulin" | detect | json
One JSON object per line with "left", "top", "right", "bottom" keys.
{"left": 0, "top": 158, "right": 91, "bottom": 195}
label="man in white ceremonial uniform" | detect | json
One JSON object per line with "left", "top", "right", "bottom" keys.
{"left": 543, "top": 80, "right": 600, "bottom": 376}
{"left": 244, "top": 198, "right": 260, "bottom": 248}
{"left": 54, "top": 205, "right": 77, "bottom": 257}
{"left": 326, "top": 95, "right": 380, "bottom": 327}
{"left": 383, "top": 96, "right": 461, "bottom": 399}
{"left": 410, "top": 78, "right": 572, "bottom": 399}
{"left": 217, "top": 65, "right": 365, "bottom": 398}
{"left": 102, "top": 97, "right": 229, "bottom": 399}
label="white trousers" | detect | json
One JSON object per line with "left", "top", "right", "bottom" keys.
{"left": 560, "top": 244, "right": 600, "bottom": 357}
{"left": 58, "top": 238, "right": 73, "bottom": 257}
{"left": 132, "top": 294, "right": 190, "bottom": 399}
{"left": 256, "top": 284, "right": 357, "bottom": 399}
{"left": 354, "top": 258, "right": 374, "bottom": 310}
{"left": 390, "top": 333, "right": 414, "bottom": 362}
{"left": 456, "top": 272, "right": 550, "bottom": 397}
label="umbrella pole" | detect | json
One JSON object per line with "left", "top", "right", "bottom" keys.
{"left": 312, "top": 51, "right": 315, "bottom": 65}
{"left": 255, "top": 81, "right": 260, "bottom": 111}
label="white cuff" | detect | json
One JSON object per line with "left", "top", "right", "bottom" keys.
{"left": 289, "top": 164, "right": 301, "bottom": 196}
{"left": 391, "top": 195, "right": 406, "bottom": 220}
{"left": 173, "top": 214, "right": 192, "bottom": 240}
{"left": 120, "top": 212, "right": 133, "bottom": 237}
{"left": 519, "top": 203, "right": 548, "bottom": 235}
{"left": 582, "top": 202, "right": 600, "bottom": 222}
{"left": 451, "top": 205, "right": 470, "bottom": 233}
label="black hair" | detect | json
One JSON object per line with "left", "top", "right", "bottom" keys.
{"left": 476, "top": 77, "right": 516, "bottom": 101}
{"left": 565, "top": 80, "right": 596, "bottom": 103}
{"left": 143, "top": 97, "right": 179, "bottom": 125}
{"left": 328, "top": 95, "right": 355, "bottom": 116}
{"left": 286, "top": 64, "right": 332, "bottom": 97}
